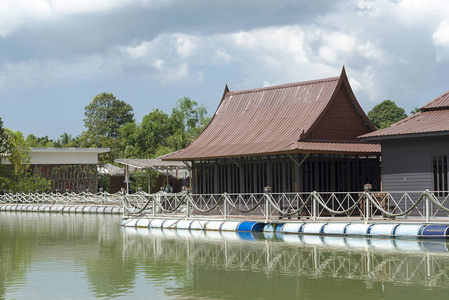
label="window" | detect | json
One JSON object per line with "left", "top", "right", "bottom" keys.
{"left": 433, "top": 155, "right": 448, "bottom": 196}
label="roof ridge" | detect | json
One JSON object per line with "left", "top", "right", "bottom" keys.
{"left": 227, "top": 76, "right": 339, "bottom": 96}
{"left": 389, "top": 111, "right": 421, "bottom": 127}
{"left": 421, "top": 89, "right": 449, "bottom": 110}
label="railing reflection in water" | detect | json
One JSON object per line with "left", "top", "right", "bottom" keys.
{"left": 122, "top": 226, "right": 449, "bottom": 289}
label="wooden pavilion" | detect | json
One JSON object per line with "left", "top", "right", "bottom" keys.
{"left": 162, "top": 68, "right": 381, "bottom": 194}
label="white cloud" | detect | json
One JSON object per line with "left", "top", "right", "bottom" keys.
{"left": 153, "top": 59, "right": 164, "bottom": 69}
{"left": 317, "top": 32, "right": 356, "bottom": 64}
{"left": 163, "top": 62, "right": 190, "bottom": 81}
{"left": 433, "top": 20, "right": 449, "bottom": 46}
{"left": 173, "top": 34, "right": 199, "bottom": 59}
{"left": 119, "top": 41, "right": 151, "bottom": 59}
{"left": 433, "top": 19, "right": 449, "bottom": 62}
{"left": 357, "top": 42, "right": 384, "bottom": 61}
{"left": 214, "top": 49, "right": 231, "bottom": 64}
{"left": 228, "top": 26, "right": 310, "bottom": 65}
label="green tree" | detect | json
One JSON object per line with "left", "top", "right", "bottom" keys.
{"left": 25, "top": 134, "right": 54, "bottom": 147}
{"left": 167, "top": 97, "right": 210, "bottom": 150}
{"left": 56, "top": 132, "right": 77, "bottom": 148}
{"left": 0, "top": 129, "right": 51, "bottom": 192}
{"left": 7, "top": 129, "right": 31, "bottom": 175}
{"left": 367, "top": 100, "right": 407, "bottom": 129}
{"left": 0, "top": 118, "right": 11, "bottom": 159}
{"left": 119, "top": 123, "right": 141, "bottom": 158}
{"left": 117, "top": 97, "right": 210, "bottom": 161}
{"left": 83, "top": 92, "right": 135, "bottom": 139}
{"left": 138, "top": 108, "right": 171, "bottom": 157}
{"left": 410, "top": 107, "right": 420, "bottom": 115}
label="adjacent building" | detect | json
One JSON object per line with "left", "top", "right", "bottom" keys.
{"left": 361, "top": 89, "right": 449, "bottom": 193}
{"left": 2, "top": 148, "right": 109, "bottom": 193}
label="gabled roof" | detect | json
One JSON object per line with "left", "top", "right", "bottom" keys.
{"left": 163, "top": 68, "right": 378, "bottom": 161}
{"left": 361, "top": 88, "right": 449, "bottom": 140}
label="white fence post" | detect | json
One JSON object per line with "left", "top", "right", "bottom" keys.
{"left": 425, "top": 190, "right": 430, "bottom": 222}
{"left": 152, "top": 194, "right": 156, "bottom": 217}
{"left": 186, "top": 194, "right": 190, "bottom": 218}
{"left": 365, "top": 192, "right": 370, "bottom": 221}
{"left": 264, "top": 186, "right": 272, "bottom": 223}
{"left": 223, "top": 194, "right": 227, "bottom": 219}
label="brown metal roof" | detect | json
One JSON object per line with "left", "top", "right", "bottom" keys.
{"left": 361, "top": 88, "right": 449, "bottom": 140}
{"left": 293, "top": 141, "right": 380, "bottom": 154}
{"left": 360, "top": 109, "right": 449, "bottom": 140}
{"left": 421, "top": 89, "right": 449, "bottom": 111}
{"left": 163, "top": 67, "right": 377, "bottom": 161}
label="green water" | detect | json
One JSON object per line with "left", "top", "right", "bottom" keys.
{"left": 1, "top": 212, "right": 449, "bottom": 299}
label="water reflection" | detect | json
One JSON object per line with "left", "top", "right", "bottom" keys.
{"left": 2, "top": 212, "right": 449, "bottom": 299}
{"left": 123, "top": 227, "right": 449, "bottom": 290}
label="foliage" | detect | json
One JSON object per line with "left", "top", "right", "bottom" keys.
{"left": 0, "top": 118, "right": 12, "bottom": 158}
{"left": 0, "top": 172, "right": 51, "bottom": 193}
{"left": 25, "top": 134, "right": 54, "bottom": 148}
{"left": 3, "top": 94, "right": 209, "bottom": 192}
{"left": 83, "top": 92, "right": 135, "bottom": 139}
{"left": 167, "top": 97, "right": 210, "bottom": 149}
{"left": 0, "top": 129, "right": 51, "bottom": 192}
{"left": 119, "top": 97, "right": 210, "bottom": 159}
{"left": 6, "top": 129, "right": 31, "bottom": 174}
{"left": 138, "top": 108, "right": 171, "bottom": 157}
{"left": 367, "top": 100, "right": 407, "bottom": 129}
{"left": 128, "top": 170, "right": 149, "bottom": 193}
{"left": 410, "top": 107, "right": 420, "bottom": 115}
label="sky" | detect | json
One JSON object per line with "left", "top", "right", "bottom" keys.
{"left": 1, "top": 0, "right": 449, "bottom": 139}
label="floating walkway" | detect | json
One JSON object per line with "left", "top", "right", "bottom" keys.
{"left": 121, "top": 217, "right": 449, "bottom": 239}
{"left": 0, "top": 204, "right": 124, "bottom": 214}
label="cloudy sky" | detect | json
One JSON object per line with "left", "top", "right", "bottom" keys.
{"left": 1, "top": 0, "right": 449, "bottom": 139}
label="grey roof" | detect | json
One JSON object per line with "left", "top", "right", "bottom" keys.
{"left": 115, "top": 158, "right": 188, "bottom": 170}
{"left": 115, "top": 158, "right": 189, "bottom": 179}
{"left": 31, "top": 148, "right": 110, "bottom": 153}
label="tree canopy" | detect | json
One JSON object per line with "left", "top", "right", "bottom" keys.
{"left": 1, "top": 94, "right": 210, "bottom": 192}
{"left": 367, "top": 100, "right": 407, "bottom": 129}
{"left": 119, "top": 97, "right": 210, "bottom": 159}
{"left": 83, "top": 93, "right": 135, "bottom": 139}
{"left": 0, "top": 129, "right": 51, "bottom": 192}
{"left": 0, "top": 118, "right": 11, "bottom": 159}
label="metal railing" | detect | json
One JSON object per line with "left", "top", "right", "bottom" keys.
{"left": 2, "top": 189, "right": 449, "bottom": 221}
{"left": 0, "top": 190, "right": 124, "bottom": 206}
{"left": 123, "top": 189, "right": 449, "bottom": 222}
